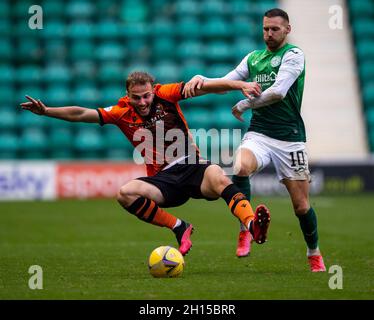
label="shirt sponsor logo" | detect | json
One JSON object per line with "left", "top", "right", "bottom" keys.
{"left": 255, "top": 71, "right": 277, "bottom": 84}
{"left": 104, "top": 106, "right": 113, "bottom": 112}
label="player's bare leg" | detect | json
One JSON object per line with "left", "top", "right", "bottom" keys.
{"left": 117, "top": 179, "right": 193, "bottom": 255}
{"left": 283, "top": 179, "right": 326, "bottom": 272}
{"left": 200, "top": 164, "right": 270, "bottom": 247}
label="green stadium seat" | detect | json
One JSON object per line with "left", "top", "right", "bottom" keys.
{"left": 230, "top": 0, "right": 252, "bottom": 16}
{"left": 0, "top": 19, "right": 10, "bottom": 37}
{"left": 0, "top": 85, "right": 15, "bottom": 105}
{"left": 182, "top": 107, "right": 215, "bottom": 129}
{"left": 125, "top": 63, "right": 152, "bottom": 76}
{"left": 152, "top": 62, "right": 181, "bottom": 83}
{"left": 19, "top": 128, "right": 48, "bottom": 159}
{"left": 125, "top": 39, "right": 149, "bottom": 61}
{"left": 0, "top": 133, "right": 19, "bottom": 159}
{"left": 49, "top": 127, "right": 74, "bottom": 149}
{"left": 348, "top": 0, "right": 374, "bottom": 19}
{"left": 95, "top": 20, "right": 121, "bottom": 38}
{"left": 363, "top": 83, "right": 374, "bottom": 106}
{"left": 0, "top": 39, "right": 12, "bottom": 61}
{"left": 72, "top": 61, "right": 97, "bottom": 82}
{"left": 359, "top": 62, "right": 374, "bottom": 82}
{"left": 233, "top": 37, "right": 257, "bottom": 61}
{"left": 174, "top": 0, "right": 200, "bottom": 17}
{"left": 72, "top": 85, "right": 101, "bottom": 106}
{"left": 18, "top": 109, "right": 49, "bottom": 128}
{"left": 0, "top": 1, "right": 10, "bottom": 18}
{"left": 18, "top": 86, "right": 43, "bottom": 102}
{"left": 17, "top": 65, "right": 42, "bottom": 84}
{"left": 200, "top": 0, "right": 227, "bottom": 16}
{"left": 0, "top": 109, "right": 17, "bottom": 130}
{"left": 45, "top": 85, "right": 71, "bottom": 105}
{"left": 70, "top": 40, "right": 95, "bottom": 60}
{"left": 17, "top": 39, "right": 43, "bottom": 62}
{"left": 44, "top": 40, "right": 67, "bottom": 60}
{"left": 40, "top": 20, "right": 66, "bottom": 39}
{"left": 352, "top": 19, "right": 374, "bottom": 39}
{"left": 204, "top": 41, "right": 232, "bottom": 62}
{"left": 149, "top": 19, "right": 175, "bottom": 37}
{"left": 66, "top": 1, "right": 95, "bottom": 19}
{"left": 68, "top": 22, "right": 95, "bottom": 39}
{"left": 356, "top": 39, "right": 374, "bottom": 60}
{"left": 47, "top": 117, "right": 74, "bottom": 129}
{"left": 96, "top": 42, "right": 126, "bottom": 61}
{"left": 74, "top": 127, "right": 104, "bottom": 158}
{"left": 366, "top": 108, "right": 374, "bottom": 127}
{"left": 120, "top": 1, "right": 148, "bottom": 23}
{"left": 180, "top": 60, "right": 206, "bottom": 81}
{"left": 202, "top": 18, "right": 232, "bottom": 39}
{"left": 176, "top": 40, "right": 204, "bottom": 61}
{"left": 49, "top": 149, "right": 75, "bottom": 160}
{"left": 101, "top": 85, "right": 124, "bottom": 106}
{"left": 98, "top": 63, "right": 126, "bottom": 83}
{"left": 152, "top": 38, "right": 176, "bottom": 61}
{"left": 232, "top": 18, "right": 256, "bottom": 38}
{"left": 121, "top": 23, "right": 148, "bottom": 39}
{"left": 41, "top": 1, "right": 66, "bottom": 18}
{"left": 0, "top": 65, "right": 15, "bottom": 84}
{"left": 102, "top": 125, "right": 134, "bottom": 154}
{"left": 176, "top": 17, "right": 202, "bottom": 39}
{"left": 212, "top": 106, "right": 247, "bottom": 130}
{"left": 44, "top": 64, "right": 71, "bottom": 84}
{"left": 205, "top": 63, "right": 232, "bottom": 77}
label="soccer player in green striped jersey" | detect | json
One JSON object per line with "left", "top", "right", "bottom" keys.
{"left": 183, "top": 8, "right": 326, "bottom": 272}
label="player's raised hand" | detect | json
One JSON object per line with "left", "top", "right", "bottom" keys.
{"left": 240, "top": 82, "right": 261, "bottom": 99}
{"left": 182, "top": 75, "right": 204, "bottom": 98}
{"left": 20, "top": 95, "right": 47, "bottom": 115}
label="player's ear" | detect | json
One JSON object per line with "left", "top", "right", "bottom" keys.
{"left": 286, "top": 24, "right": 291, "bottom": 34}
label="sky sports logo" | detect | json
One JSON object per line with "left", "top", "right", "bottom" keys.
{"left": 0, "top": 163, "right": 55, "bottom": 200}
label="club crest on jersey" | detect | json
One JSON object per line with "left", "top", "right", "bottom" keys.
{"left": 271, "top": 56, "right": 281, "bottom": 67}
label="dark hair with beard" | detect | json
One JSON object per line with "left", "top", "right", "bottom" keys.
{"left": 264, "top": 8, "right": 289, "bottom": 23}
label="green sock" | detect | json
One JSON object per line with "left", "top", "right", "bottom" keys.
{"left": 232, "top": 175, "right": 251, "bottom": 231}
{"left": 232, "top": 175, "right": 251, "bottom": 201}
{"left": 297, "top": 207, "right": 319, "bottom": 250}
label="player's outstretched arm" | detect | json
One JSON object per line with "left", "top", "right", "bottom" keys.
{"left": 20, "top": 95, "right": 100, "bottom": 123}
{"left": 192, "top": 79, "right": 261, "bottom": 98}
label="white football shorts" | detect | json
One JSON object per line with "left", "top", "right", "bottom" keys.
{"left": 237, "top": 131, "right": 311, "bottom": 182}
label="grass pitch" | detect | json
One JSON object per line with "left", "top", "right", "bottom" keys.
{"left": 0, "top": 195, "right": 373, "bottom": 299}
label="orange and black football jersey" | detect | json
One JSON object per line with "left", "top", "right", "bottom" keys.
{"left": 97, "top": 83, "right": 200, "bottom": 176}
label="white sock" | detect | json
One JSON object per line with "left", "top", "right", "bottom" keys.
{"left": 173, "top": 219, "right": 182, "bottom": 229}
{"left": 240, "top": 222, "right": 247, "bottom": 232}
{"left": 307, "top": 247, "right": 321, "bottom": 257}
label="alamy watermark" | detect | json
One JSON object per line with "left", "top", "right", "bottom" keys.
{"left": 328, "top": 265, "right": 343, "bottom": 290}
{"left": 28, "top": 5, "right": 43, "bottom": 29}
{"left": 28, "top": 265, "right": 43, "bottom": 290}
{"left": 328, "top": 5, "right": 343, "bottom": 30}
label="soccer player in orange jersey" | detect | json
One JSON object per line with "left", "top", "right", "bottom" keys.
{"left": 20, "top": 71, "right": 270, "bottom": 256}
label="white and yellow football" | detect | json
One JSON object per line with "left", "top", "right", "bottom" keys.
{"left": 148, "top": 246, "right": 184, "bottom": 278}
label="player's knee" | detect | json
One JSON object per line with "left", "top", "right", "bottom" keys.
{"left": 293, "top": 203, "right": 310, "bottom": 215}
{"left": 117, "top": 185, "right": 134, "bottom": 208}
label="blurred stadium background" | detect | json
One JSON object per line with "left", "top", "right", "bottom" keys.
{"left": 0, "top": 0, "right": 373, "bottom": 199}
{"left": 1, "top": 0, "right": 374, "bottom": 300}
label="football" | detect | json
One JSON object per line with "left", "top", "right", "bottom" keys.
{"left": 148, "top": 246, "right": 185, "bottom": 278}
